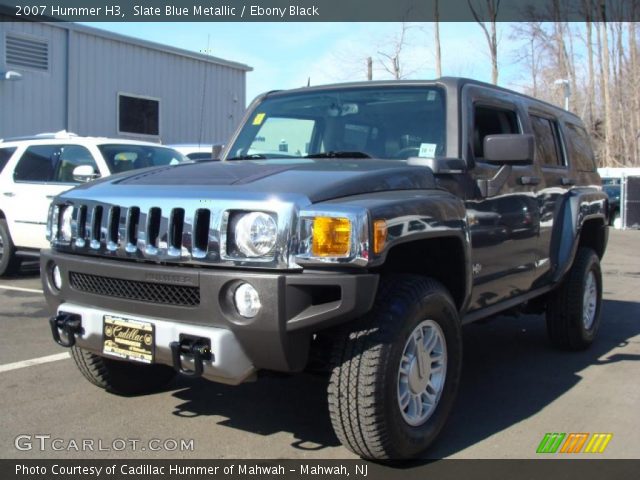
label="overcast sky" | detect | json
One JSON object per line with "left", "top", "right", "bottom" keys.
{"left": 85, "top": 22, "right": 551, "bottom": 104}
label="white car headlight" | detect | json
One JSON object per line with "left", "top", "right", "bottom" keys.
{"left": 59, "top": 206, "right": 74, "bottom": 242}
{"left": 234, "top": 212, "right": 277, "bottom": 257}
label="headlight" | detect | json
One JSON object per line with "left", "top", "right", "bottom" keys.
{"left": 59, "top": 206, "right": 74, "bottom": 243}
{"left": 234, "top": 212, "right": 278, "bottom": 257}
{"left": 45, "top": 204, "right": 55, "bottom": 241}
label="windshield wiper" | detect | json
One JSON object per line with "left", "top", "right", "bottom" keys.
{"left": 226, "top": 154, "right": 268, "bottom": 160}
{"left": 304, "top": 151, "right": 371, "bottom": 159}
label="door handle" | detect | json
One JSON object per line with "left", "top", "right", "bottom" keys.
{"left": 2, "top": 192, "right": 15, "bottom": 197}
{"left": 518, "top": 176, "right": 541, "bottom": 186}
{"left": 46, "top": 195, "right": 55, "bottom": 199}
{"left": 560, "top": 177, "right": 575, "bottom": 186}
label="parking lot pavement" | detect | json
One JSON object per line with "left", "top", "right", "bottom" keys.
{"left": 1, "top": 231, "right": 638, "bottom": 459}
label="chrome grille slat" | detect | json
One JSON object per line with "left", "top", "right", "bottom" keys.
{"left": 168, "top": 208, "right": 185, "bottom": 257}
{"left": 75, "top": 206, "right": 87, "bottom": 248}
{"left": 145, "top": 207, "right": 161, "bottom": 255}
{"left": 106, "top": 206, "right": 120, "bottom": 251}
{"left": 192, "top": 208, "right": 211, "bottom": 259}
{"left": 89, "top": 206, "right": 103, "bottom": 250}
{"left": 125, "top": 206, "right": 140, "bottom": 253}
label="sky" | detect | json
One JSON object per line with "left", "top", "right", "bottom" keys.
{"left": 84, "top": 22, "right": 537, "bottom": 105}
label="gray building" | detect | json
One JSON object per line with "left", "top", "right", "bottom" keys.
{"left": 0, "top": 19, "right": 251, "bottom": 144}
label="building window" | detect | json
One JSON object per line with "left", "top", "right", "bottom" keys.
{"left": 118, "top": 94, "right": 160, "bottom": 136}
{"left": 5, "top": 33, "right": 49, "bottom": 71}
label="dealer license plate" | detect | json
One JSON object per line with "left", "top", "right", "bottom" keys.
{"left": 103, "top": 315, "right": 155, "bottom": 364}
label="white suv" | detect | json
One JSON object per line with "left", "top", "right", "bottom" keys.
{"left": 0, "top": 131, "right": 186, "bottom": 276}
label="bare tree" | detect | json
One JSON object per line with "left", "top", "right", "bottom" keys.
{"left": 377, "top": 22, "right": 412, "bottom": 79}
{"left": 599, "top": 2, "right": 613, "bottom": 165}
{"left": 583, "top": 0, "right": 596, "bottom": 128}
{"left": 434, "top": 1, "right": 442, "bottom": 77}
{"left": 509, "top": 21, "right": 545, "bottom": 97}
{"left": 468, "top": 0, "right": 500, "bottom": 84}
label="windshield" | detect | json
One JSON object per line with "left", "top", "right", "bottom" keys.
{"left": 98, "top": 144, "right": 187, "bottom": 174}
{"left": 226, "top": 86, "right": 446, "bottom": 161}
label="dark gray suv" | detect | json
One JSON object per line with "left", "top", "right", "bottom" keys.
{"left": 42, "top": 78, "right": 608, "bottom": 460}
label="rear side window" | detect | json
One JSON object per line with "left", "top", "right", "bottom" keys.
{"left": 0, "top": 147, "right": 16, "bottom": 173}
{"left": 473, "top": 106, "right": 520, "bottom": 158}
{"left": 530, "top": 115, "right": 565, "bottom": 167}
{"left": 13, "top": 145, "right": 59, "bottom": 182}
{"left": 13, "top": 145, "right": 98, "bottom": 183}
{"left": 565, "top": 123, "right": 597, "bottom": 171}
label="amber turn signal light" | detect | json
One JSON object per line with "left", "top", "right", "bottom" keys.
{"left": 373, "top": 219, "right": 388, "bottom": 254}
{"left": 312, "top": 217, "right": 351, "bottom": 257}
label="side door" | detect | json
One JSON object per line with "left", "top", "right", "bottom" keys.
{"left": 526, "top": 110, "right": 571, "bottom": 285}
{"left": 463, "top": 88, "right": 541, "bottom": 311}
{"left": 10, "top": 144, "right": 99, "bottom": 249}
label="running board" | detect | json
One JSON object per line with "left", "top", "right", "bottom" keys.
{"left": 15, "top": 250, "right": 40, "bottom": 258}
{"left": 462, "top": 285, "right": 555, "bottom": 325}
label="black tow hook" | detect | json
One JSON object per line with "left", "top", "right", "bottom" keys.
{"left": 170, "top": 335, "right": 212, "bottom": 378}
{"left": 49, "top": 313, "right": 82, "bottom": 347}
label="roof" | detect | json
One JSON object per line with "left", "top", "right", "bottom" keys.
{"left": 263, "top": 77, "right": 580, "bottom": 121}
{"left": 42, "top": 22, "right": 252, "bottom": 72}
{"left": 0, "top": 131, "right": 179, "bottom": 147}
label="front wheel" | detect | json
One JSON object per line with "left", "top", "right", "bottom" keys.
{"left": 328, "top": 276, "right": 462, "bottom": 460}
{"left": 71, "top": 346, "right": 176, "bottom": 395}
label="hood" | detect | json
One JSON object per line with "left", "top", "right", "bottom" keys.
{"left": 72, "top": 159, "right": 436, "bottom": 203}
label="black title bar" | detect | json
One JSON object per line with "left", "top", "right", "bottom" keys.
{"left": 1, "top": 0, "right": 640, "bottom": 22}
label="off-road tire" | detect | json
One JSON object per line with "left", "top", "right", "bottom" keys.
{"left": 71, "top": 346, "right": 176, "bottom": 395}
{"left": 546, "top": 247, "right": 603, "bottom": 350}
{"left": 0, "top": 219, "right": 22, "bottom": 276}
{"left": 328, "top": 275, "right": 462, "bottom": 460}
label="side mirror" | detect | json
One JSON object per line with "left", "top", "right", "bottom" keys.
{"left": 483, "top": 134, "right": 534, "bottom": 165}
{"left": 72, "top": 165, "right": 100, "bottom": 183}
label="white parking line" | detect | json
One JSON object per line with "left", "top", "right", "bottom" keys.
{"left": 0, "top": 353, "right": 70, "bottom": 373}
{"left": 0, "top": 285, "right": 43, "bottom": 294}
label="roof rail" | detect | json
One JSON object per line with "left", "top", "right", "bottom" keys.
{"left": 0, "top": 130, "right": 78, "bottom": 142}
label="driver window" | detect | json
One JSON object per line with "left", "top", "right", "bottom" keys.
{"left": 473, "top": 105, "right": 520, "bottom": 159}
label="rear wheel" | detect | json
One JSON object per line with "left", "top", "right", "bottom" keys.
{"left": 546, "top": 248, "right": 603, "bottom": 350}
{"left": 0, "top": 219, "right": 22, "bottom": 276}
{"left": 328, "top": 276, "right": 462, "bottom": 460}
{"left": 71, "top": 346, "right": 176, "bottom": 395}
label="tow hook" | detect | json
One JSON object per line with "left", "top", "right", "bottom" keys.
{"left": 49, "top": 312, "right": 82, "bottom": 347}
{"left": 170, "top": 335, "right": 212, "bottom": 378}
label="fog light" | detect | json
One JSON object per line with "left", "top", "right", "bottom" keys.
{"left": 234, "top": 283, "right": 261, "bottom": 318}
{"left": 52, "top": 265, "right": 63, "bottom": 290}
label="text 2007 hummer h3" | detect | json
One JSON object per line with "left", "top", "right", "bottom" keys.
{"left": 43, "top": 78, "right": 608, "bottom": 460}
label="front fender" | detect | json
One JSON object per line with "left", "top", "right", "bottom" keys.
{"left": 319, "top": 190, "right": 472, "bottom": 309}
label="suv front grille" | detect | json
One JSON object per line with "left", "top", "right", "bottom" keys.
{"left": 69, "top": 272, "right": 200, "bottom": 306}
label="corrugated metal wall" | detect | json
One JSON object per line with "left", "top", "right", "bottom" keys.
{"left": 0, "top": 19, "right": 247, "bottom": 144}
{"left": 0, "top": 19, "right": 68, "bottom": 136}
